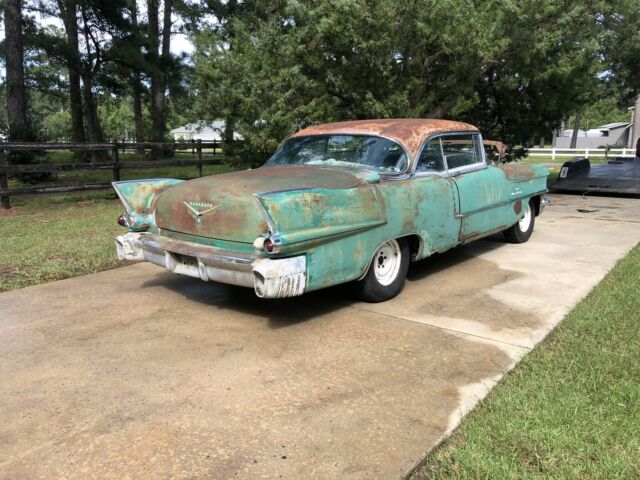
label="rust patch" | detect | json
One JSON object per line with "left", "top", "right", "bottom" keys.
{"left": 294, "top": 119, "right": 478, "bottom": 157}
{"left": 500, "top": 163, "right": 536, "bottom": 181}
{"left": 514, "top": 200, "right": 522, "bottom": 214}
{"left": 483, "top": 140, "right": 506, "bottom": 159}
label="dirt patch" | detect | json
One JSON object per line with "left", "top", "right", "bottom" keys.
{"left": 0, "top": 264, "right": 18, "bottom": 278}
{"left": 0, "top": 207, "right": 22, "bottom": 217}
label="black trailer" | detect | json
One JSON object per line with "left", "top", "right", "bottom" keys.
{"left": 551, "top": 156, "right": 640, "bottom": 197}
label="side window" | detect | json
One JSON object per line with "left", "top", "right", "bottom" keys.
{"left": 441, "top": 134, "right": 483, "bottom": 170}
{"left": 416, "top": 138, "right": 445, "bottom": 173}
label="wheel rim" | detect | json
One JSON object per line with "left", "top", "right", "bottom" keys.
{"left": 373, "top": 239, "right": 401, "bottom": 286}
{"left": 518, "top": 202, "right": 532, "bottom": 232}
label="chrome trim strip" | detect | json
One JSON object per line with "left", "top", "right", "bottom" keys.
{"left": 453, "top": 190, "right": 548, "bottom": 219}
{"left": 411, "top": 130, "right": 484, "bottom": 177}
{"left": 252, "top": 193, "right": 278, "bottom": 235}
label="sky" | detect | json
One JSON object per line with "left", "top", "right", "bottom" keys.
{"left": 0, "top": 2, "right": 197, "bottom": 73}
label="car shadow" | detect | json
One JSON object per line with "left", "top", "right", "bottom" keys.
{"left": 140, "top": 235, "right": 510, "bottom": 329}
{"left": 141, "top": 273, "right": 356, "bottom": 329}
{"left": 407, "top": 234, "right": 508, "bottom": 281}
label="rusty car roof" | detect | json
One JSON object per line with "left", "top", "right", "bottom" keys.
{"left": 293, "top": 119, "right": 479, "bottom": 157}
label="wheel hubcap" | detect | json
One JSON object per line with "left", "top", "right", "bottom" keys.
{"left": 373, "top": 239, "right": 401, "bottom": 286}
{"left": 518, "top": 203, "right": 532, "bottom": 232}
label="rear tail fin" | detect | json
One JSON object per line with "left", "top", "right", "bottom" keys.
{"left": 112, "top": 178, "right": 184, "bottom": 231}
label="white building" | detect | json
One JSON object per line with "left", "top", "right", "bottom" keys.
{"left": 555, "top": 122, "right": 631, "bottom": 148}
{"left": 170, "top": 120, "right": 229, "bottom": 141}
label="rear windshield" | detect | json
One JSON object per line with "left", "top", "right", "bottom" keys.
{"left": 265, "top": 135, "right": 408, "bottom": 174}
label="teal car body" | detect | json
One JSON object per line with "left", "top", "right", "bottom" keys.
{"left": 113, "top": 119, "right": 548, "bottom": 300}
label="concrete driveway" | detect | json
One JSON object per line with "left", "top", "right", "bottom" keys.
{"left": 1, "top": 194, "right": 639, "bottom": 479}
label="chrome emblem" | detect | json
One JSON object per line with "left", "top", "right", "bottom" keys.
{"left": 183, "top": 201, "right": 220, "bottom": 224}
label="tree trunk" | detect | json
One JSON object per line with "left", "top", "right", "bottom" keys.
{"left": 539, "top": 136, "right": 545, "bottom": 148}
{"left": 79, "top": 4, "right": 106, "bottom": 162}
{"left": 148, "top": 0, "right": 172, "bottom": 158}
{"left": 81, "top": 71, "right": 102, "bottom": 144}
{"left": 148, "top": 0, "right": 161, "bottom": 157}
{"left": 570, "top": 112, "right": 582, "bottom": 149}
{"left": 81, "top": 68, "right": 106, "bottom": 163}
{"left": 130, "top": 0, "right": 145, "bottom": 152}
{"left": 4, "top": 0, "right": 31, "bottom": 141}
{"left": 224, "top": 116, "right": 235, "bottom": 144}
{"left": 58, "top": 0, "right": 85, "bottom": 144}
{"left": 133, "top": 71, "right": 144, "bottom": 148}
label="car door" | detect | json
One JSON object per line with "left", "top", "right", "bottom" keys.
{"left": 443, "top": 133, "right": 512, "bottom": 241}
{"left": 410, "top": 136, "right": 461, "bottom": 254}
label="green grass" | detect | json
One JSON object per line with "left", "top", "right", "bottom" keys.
{"left": 522, "top": 155, "right": 605, "bottom": 165}
{"left": 0, "top": 152, "right": 239, "bottom": 292}
{"left": 410, "top": 243, "right": 640, "bottom": 480}
{"left": 0, "top": 196, "right": 125, "bottom": 292}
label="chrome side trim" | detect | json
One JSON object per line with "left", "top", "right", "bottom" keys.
{"left": 253, "top": 193, "right": 278, "bottom": 234}
{"left": 453, "top": 190, "right": 548, "bottom": 219}
{"left": 411, "top": 130, "right": 484, "bottom": 177}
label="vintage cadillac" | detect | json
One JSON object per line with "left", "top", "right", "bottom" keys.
{"left": 114, "top": 119, "right": 549, "bottom": 302}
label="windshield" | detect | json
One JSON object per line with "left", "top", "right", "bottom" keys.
{"left": 265, "top": 135, "right": 408, "bottom": 174}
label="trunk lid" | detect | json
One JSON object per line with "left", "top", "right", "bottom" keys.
{"left": 154, "top": 166, "right": 363, "bottom": 243}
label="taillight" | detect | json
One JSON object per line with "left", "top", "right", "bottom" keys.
{"left": 117, "top": 214, "right": 126, "bottom": 227}
{"left": 264, "top": 236, "right": 281, "bottom": 254}
{"left": 253, "top": 235, "right": 282, "bottom": 254}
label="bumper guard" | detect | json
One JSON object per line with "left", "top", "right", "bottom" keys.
{"left": 115, "top": 233, "right": 306, "bottom": 298}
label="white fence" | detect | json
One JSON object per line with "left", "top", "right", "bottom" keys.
{"left": 527, "top": 147, "right": 636, "bottom": 161}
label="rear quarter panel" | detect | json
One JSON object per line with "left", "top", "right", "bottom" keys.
{"left": 301, "top": 177, "right": 460, "bottom": 292}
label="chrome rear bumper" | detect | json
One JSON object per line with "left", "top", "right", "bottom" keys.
{"left": 115, "top": 232, "right": 306, "bottom": 298}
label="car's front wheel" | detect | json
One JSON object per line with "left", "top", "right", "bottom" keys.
{"left": 355, "top": 238, "right": 409, "bottom": 303}
{"left": 503, "top": 199, "right": 535, "bottom": 243}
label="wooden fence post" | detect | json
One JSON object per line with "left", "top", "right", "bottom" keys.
{"left": 0, "top": 148, "right": 9, "bottom": 209}
{"left": 196, "top": 139, "right": 203, "bottom": 177}
{"left": 112, "top": 145, "right": 120, "bottom": 181}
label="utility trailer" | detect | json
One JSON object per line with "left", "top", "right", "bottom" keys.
{"left": 551, "top": 157, "right": 640, "bottom": 197}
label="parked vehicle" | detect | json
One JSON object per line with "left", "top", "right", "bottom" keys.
{"left": 114, "top": 119, "right": 549, "bottom": 302}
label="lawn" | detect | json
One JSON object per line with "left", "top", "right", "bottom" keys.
{"left": 410, "top": 243, "right": 640, "bottom": 479}
{"left": 2, "top": 154, "right": 239, "bottom": 291}
{"left": 0, "top": 193, "right": 125, "bottom": 292}
{"left": 521, "top": 154, "right": 605, "bottom": 165}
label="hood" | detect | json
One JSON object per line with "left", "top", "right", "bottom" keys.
{"left": 154, "top": 165, "right": 365, "bottom": 243}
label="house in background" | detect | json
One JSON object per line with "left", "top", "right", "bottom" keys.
{"left": 555, "top": 122, "right": 632, "bottom": 148}
{"left": 170, "top": 120, "right": 239, "bottom": 142}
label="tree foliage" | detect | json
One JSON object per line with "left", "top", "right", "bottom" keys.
{"left": 2, "top": 0, "right": 640, "bottom": 163}
{"left": 192, "top": 0, "right": 639, "bottom": 158}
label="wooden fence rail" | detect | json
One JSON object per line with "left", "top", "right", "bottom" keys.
{"left": 0, "top": 140, "right": 223, "bottom": 209}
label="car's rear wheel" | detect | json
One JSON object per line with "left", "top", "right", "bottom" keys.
{"left": 503, "top": 199, "right": 535, "bottom": 243}
{"left": 355, "top": 238, "right": 409, "bottom": 302}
